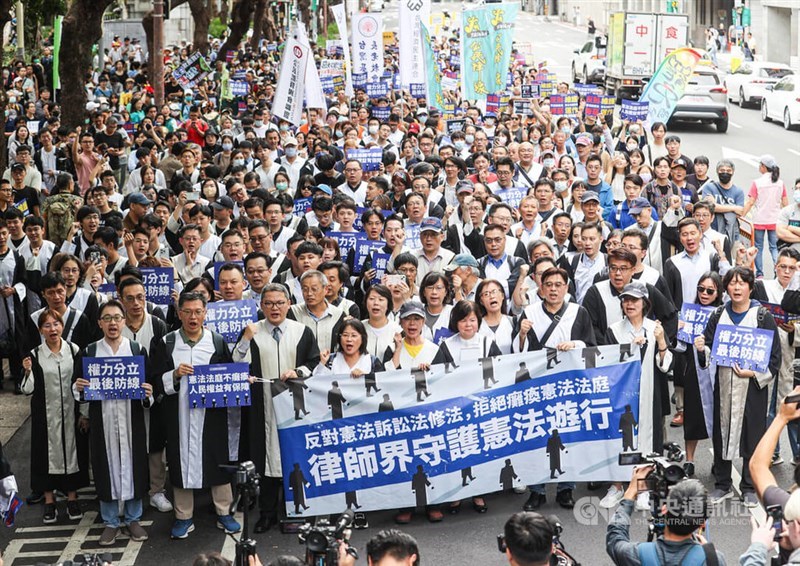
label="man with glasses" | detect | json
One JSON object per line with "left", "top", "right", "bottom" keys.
{"left": 243, "top": 252, "right": 272, "bottom": 301}
{"left": 620, "top": 228, "right": 670, "bottom": 296}
{"left": 693, "top": 201, "right": 731, "bottom": 261}
{"left": 290, "top": 270, "right": 347, "bottom": 352}
{"left": 477, "top": 224, "right": 525, "bottom": 299}
{"left": 582, "top": 248, "right": 677, "bottom": 346}
{"left": 340, "top": 159, "right": 367, "bottom": 206}
{"left": 515, "top": 142, "right": 545, "bottom": 190}
{"left": 233, "top": 283, "right": 320, "bottom": 532}
{"left": 754, "top": 248, "right": 800, "bottom": 464}
{"left": 149, "top": 291, "right": 241, "bottom": 539}
{"left": 412, "top": 217, "right": 455, "bottom": 286}
{"left": 74, "top": 300, "right": 153, "bottom": 546}
{"left": 171, "top": 224, "right": 211, "bottom": 285}
{"left": 489, "top": 157, "right": 517, "bottom": 194}
{"left": 515, "top": 267, "right": 595, "bottom": 511}
{"left": 118, "top": 278, "right": 172, "bottom": 514}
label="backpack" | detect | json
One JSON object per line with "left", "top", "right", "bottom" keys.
{"left": 42, "top": 193, "right": 80, "bottom": 248}
{"left": 638, "top": 541, "right": 719, "bottom": 565}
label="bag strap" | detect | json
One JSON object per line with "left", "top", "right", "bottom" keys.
{"left": 701, "top": 543, "right": 719, "bottom": 566}
{"left": 538, "top": 302, "right": 570, "bottom": 347}
{"left": 637, "top": 542, "right": 660, "bottom": 565}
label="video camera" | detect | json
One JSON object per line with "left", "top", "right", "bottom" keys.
{"left": 497, "top": 515, "right": 581, "bottom": 566}
{"left": 34, "top": 554, "right": 112, "bottom": 566}
{"left": 297, "top": 509, "right": 358, "bottom": 566}
{"left": 618, "top": 442, "right": 686, "bottom": 500}
{"left": 221, "top": 461, "right": 260, "bottom": 566}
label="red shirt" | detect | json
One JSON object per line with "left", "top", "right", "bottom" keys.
{"left": 185, "top": 119, "right": 209, "bottom": 146}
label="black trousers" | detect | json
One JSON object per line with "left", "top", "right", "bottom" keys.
{"left": 258, "top": 476, "right": 283, "bottom": 518}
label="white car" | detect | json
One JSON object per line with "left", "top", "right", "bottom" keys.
{"left": 725, "top": 62, "right": 794, "bottom": 108}
{"left": 571, "top": 36, "right": 606, "bottom": 85}
{"left": 761, "top": 75, "right": 800, "bottom": 130}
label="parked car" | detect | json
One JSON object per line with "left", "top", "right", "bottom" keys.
{"left": 571, "top": 36, "right": 606, "bottom": 85}
{"left": 668, "top": 67, "right": 729, "bottom": 133}
{"left": 761, "top": 74, "right": 800, "bottom": 130}
{"left": 725, "top": 61, "right": 794, "bottom": 108}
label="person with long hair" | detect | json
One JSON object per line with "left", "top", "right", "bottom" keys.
{"left": 742, "top": 155, "right": 788, "bottom": 278}
{"left": 419, "top": 272, "right": 453, "bottom": 342}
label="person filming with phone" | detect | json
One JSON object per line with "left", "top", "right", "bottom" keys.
{"left": 606, "top": 465, "right": 727, "bottom": 565}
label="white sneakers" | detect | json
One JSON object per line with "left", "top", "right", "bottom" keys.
{"left": 599, "top": 485, "right": 624, "bottom": 508}
{"left": 635, "top": 492, "right": 651, "bottom": 511}
{"left": 150, "top": 492, "right": 174, "bottom": 513}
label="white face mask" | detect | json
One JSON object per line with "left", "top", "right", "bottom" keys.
{"left": 555, "top": 180, "right": 568, "bottom": 192}
{"left": 368, "top": 125, "right": 379, "bottom": 135}
{"left": 543, "top": 158, "right": 555, "bottom": 168}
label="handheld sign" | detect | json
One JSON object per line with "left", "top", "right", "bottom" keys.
{"left": 140, "top": 267, "right": 174, "bottom": 305}
{"left": 82, "top": 356, "right": 146, "bottom": 401}
{"left": 620, "top": 100, "right": 649, "bottom": 121}
{"left": 446, "top": 119, "right": 466, "bottom": 134}
{"left": 205, "top": 299, "right": 259, "bottom": 344}
{"left": 410, "top": 83, "right": 426, "bottom": 98}
{"left": 369, "top": 252, "right": 391, "bottom": 285}
{"left": 352, "top": 238, "right": 386, "bottom": 275}
{"left": 760, "top": 302, "right": 800, "bottom": 325}
{"left": 328, "top": 232, "right": 359, "bottom": 260}
{"left": 520, "top": 83, "right": 540, "bottom": 99}
{"left": 346, "top": 148, "right": 383, "bottom": 172}
{"left": 711, "top": 324, "right": 774, "bottom": 374}
{"left": 677, "top": 303, "right": 716, "bottom": 344}
{"left": 187, "top": 362, "right": 251, "bottom": 409}
{"left": 293, "top": 197, "right": 313, "bottom": 217}
{"left": 230, "top": 80, "right": 249, "bottom": 97}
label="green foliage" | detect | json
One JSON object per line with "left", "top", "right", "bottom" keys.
{"left": 209, "top": 17, "right": 227, "bottom": 39}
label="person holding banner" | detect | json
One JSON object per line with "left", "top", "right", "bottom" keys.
{"left": 149, "top": 290, "right": 241, "bottom": 539}
{"left": 314, "top": 319, "right": 386, "bottom": 398}
{"left": 233, "top": 283, "right": 320, "bottom": 533}
{"left": 118, "top": 277, "right": 172, "bottom": 514}
{"left": 20, "top": 309, "right": 87, "bottom": 525}
{"left": 696, "top": 267, "right": 781, "bottom": 508}
{"left": 73, "top": 300, "right": 153, "bottom": 546}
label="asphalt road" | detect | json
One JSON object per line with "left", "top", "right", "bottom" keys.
{"left": 2, "top": 4, "right": 799, "bottom": 566}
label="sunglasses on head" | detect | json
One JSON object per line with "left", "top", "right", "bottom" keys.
{"left": 697, "top": 286, "right": 716, "bottom": 295}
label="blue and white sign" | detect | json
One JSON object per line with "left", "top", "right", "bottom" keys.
{"left": 82, "top": 356, "right": 146, "bottom": 401}
{"left": 346, "top": 148, "right": 383, "bottom": 172}
{"left": 353, "top": 238, "right": 386, "bottom": 275}
{"left": 352, "top": 73, "right": 368, "bottom": 88}
{"left": 760, "top": 302, "right": 800, "bottom": 325}
{"left": 187, "top": 362, "right": 251, "bottom": 409}
{"left": 328, "top": 232, "right": 359, "bottom": 260}
{"left": 205, "top": 299, "right": 259, "bottom": 345}
{"left": 711, "top": 324, "right": 774, "bottom": 373}
{"left": 410, "top": 83, "right": 426, "bottom": 98}
{"left": 369, "top": 252, "right": 391, "bottom": 285}
{"left": 293, "top": 197, "right": 313, "bottom": 217}
{"left": 521, "top": 83, "right": 540, "bottom": 99}
{"left": 677, "top": 303, "right": 716, "bottom": 344}
{"left": 371, "top": 106, "right": 391, "bottom": 121}
{"left": 495, "top": 188, "right": 525, "bottom": 209}
{"left": 141, "top": 267, "right": 174, "bottom": 305}
{"left": 366, "top": 81, "right": 389, "bottom": 99}
{"left": 620, "top": 100, "right": 650, "bottom": 122}
{"left": 274, "top": 346, "right": 642, "bottom": 516}
{"left": 573, "top": 83, "right": 600, "bottom": 96}
{"left": 230, "top": 80, "right": 249, "bottom": 97}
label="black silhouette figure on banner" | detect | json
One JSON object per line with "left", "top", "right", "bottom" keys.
{"left": 289, "top": 463, "right": 311, "bottom": 514}
{"left": 461, "top": 467, "right": 476, "bottom": 487}
{"left": 582, "top": 346, "right": 600, "bottom": 369}
{"left": 619, "top": 405, "right": 638, "bottom": 451}
{"left": 515, "top": 362, "right": 531, "bottom": 383}
{"left": 412, "top": 368, "right": 430, "bottom": 402}
{"left": 378, "top": 393, "right": 394, "bottom": 412}
{"left": 364, "top": 372, "right": 380, "bottom": 397}
{"left": 499, "top": 458, "right": 519, "bottom": 491}
{"left": 288, "top": 379, "right": 310, "bottom": 420}
{"left": 546, "top": 347, "right": 561, "bottom": 369}
{"left": 619, "top": 342, "right": 636, "bottom": 363}
{"left": 411, "top": 465, "right": 432, "bottom": 507}
{"left": 327, "top": 380, "right": 347, "bottom": 419}
{"left": 481, "top": 357, "right": 497, "bottom": 389}
{"left": 547, "top": 430, "right": 567, "bottom": 478}
{"left": 345, "top": 490, "right": 361, "bottom": 510}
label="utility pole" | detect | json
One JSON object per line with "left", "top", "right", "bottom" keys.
{"left": 153, "top": 0, "right": 165, "bottom": 107}
{"left": 15, "top": 1, "right": 24, "bottom": 59}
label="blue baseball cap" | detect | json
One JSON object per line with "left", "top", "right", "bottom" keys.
{"left": 629, "top": 197, "right": 652, "bottom": 215}
{"left": 419, "top": 217, "right": 443, "bottom": 233}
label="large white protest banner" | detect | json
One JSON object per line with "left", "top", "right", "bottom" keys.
{"left": 352, "top": 14, "right": 384, "bottom": 81}
{"left": 331, "top": 3, "right": 355, "bottom": 97}
{"left": 399, "top": 0, "right": 431, "bottom": 87}
{"left": 272, "top": 35, "right": 309, "bottom": 125}
{"left": 296, "top": 23, "right": 328, "bottom": 110}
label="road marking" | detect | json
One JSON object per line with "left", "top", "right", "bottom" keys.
{"left": 728, "top": 121, "right": 743, "bottom": 129}
{"left": 220, "top": 510, "right": 245, "bottom": 561}
{"left": 788, "top": 149, "right": 800, "bottom": 157}
{"left": 722, "top": 146, "right": 760, "bottom": 168}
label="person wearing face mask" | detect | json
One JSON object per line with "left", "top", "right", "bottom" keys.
{"left": 251, "top": 109, "right": 269, "bottom": 138}
{"left": 278, "top": 137, "right": 313, "bottom": 192}
{"left": 213, "top": 134, "right": 235, "bottom": 173}
{"left": 539, "top": 150, "right": 556, "bottom": 175}
{"left": 700, "top": 159, "right": 744, "bottom": 249}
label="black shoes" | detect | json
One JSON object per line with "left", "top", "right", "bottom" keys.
{"left": 556, "top": 490, "right": 575, "bottom": 509}
{"left": 254, "top": 513, "right": 277, "bottom": 533}
{"left": 523, "top": 492, "right": 546, "bottom": 511}
{"left": 27, "top": 491, "right": 44, "bottom": 505}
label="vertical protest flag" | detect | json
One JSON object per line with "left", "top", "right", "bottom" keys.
{"left": 420, "top": 22, "right": 445, "bottom": 112}
{"left": 640, "top": 47, "right": 702, "bottom": 124}
{"left": 400, "top": 0, "right": 431, "bottom": 87}
{"left": 272, "top": 34, "right": 309, "bottom": 126}
{"left": 331, "top": 3, "right": 354, "bottom": 97}
{"left": 53, "top": 15, "right": 63, "bottom": 93}
{"left": 460, "top": 3, "right": 518, "bottom": 100}
{"left": 352, "top": 14, "right": 384, "bottom": 81}
{"left": 296, "top": 23, "right": 327, "bottom": 110}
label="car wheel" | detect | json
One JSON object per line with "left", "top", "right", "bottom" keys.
{"left": 738, "top": 87, "right": 747, "bottom": 108}
{"left": 762, "top": 100, "right": 771, "bottom": 122}
{"left": 583, "top": 67, "right": 589, "bottom": 84}
{"left": 716, "top": 118, "right": 729, "bottom": 133}
{"left": 571, "top": 64, "right": 578, "bottom": 83}
{"left": 784, "top": 108, "right": 794, "bottom": 130}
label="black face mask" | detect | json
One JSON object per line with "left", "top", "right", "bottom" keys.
{"left": 718, "top": 172, "right": 733, "bottom": 184}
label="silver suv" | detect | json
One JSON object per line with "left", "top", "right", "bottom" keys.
{"left": 668, "top": 67, "right": 730, "bottom": 133}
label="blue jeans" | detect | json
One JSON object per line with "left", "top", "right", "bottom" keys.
{"left": 754, "top": 229, "right": 778, "bottom": 277}
{"left": 529, "top": 482, "right": 575, "bottom": 495}
{"left": 99, "top": 498, "right": 142, "bottom": 528}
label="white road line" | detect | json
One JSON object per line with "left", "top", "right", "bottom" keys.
{"left": 220, "top": 511, "right": 245, "bottom": 561}
{"left": 788, "top": 149, "right": 800, "bottom": 157}
{"left": 729, "top": 121, "right": 743, "bottom": 129}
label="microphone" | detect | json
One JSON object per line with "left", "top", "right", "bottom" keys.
{"left": 333, "top": 508, "right": 355, "bottom": 538}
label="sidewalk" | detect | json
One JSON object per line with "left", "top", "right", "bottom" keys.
{"left": 0, "top": 385, "right": 29, "bottom": 445}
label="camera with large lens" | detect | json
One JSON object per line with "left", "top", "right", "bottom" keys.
{"left": 297, "top": 509, "right": 358, "bottom": 566}
{"left": 221, "top": 461, "right": 261, "bottom": 566}
{"left": 35, "top": 554, "right": 112, "bottom": 566}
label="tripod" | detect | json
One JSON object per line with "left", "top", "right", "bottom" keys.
{"left": 225, "top": 464, "right": 261, "bottom": 566}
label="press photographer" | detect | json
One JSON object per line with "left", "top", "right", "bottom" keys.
{"left": 337, "top": 529, "right": 420, "bottom": 566}
{"left": 606, "top": 465, "right": 727, "bottom": 565}
{"left": 498, "top": 511, "right": 561, "bottom": 566}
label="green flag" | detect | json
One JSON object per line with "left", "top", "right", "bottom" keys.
{"left": 420, "top": 23, "right": 445, "bottom": 112}
{"left": 460, "top": 3, "right": 518, "bottom": 100}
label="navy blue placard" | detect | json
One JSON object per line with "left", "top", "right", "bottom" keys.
{"left": 346, "top": 148, "right": 383, "bottom": 172}
{"left": 677, "top": 303, "right": 716, "bottom": 343}
{"left": 711, "top": 324, "right": 774, "bottom": 373}
{"left": 620, "top": 100, "right": 649, "bottom": 121}
{"left": 369, "top": 252, "right": 391, "bottom": 285}
{"left": 187, "top": 362, "right": 251, "bottom": 409}
{"left": 140, "top": 267, "right": 174, "bottom": 305}
{"left": 352, "top": 238, "right": 386, "bottom": 275}
{"left": 205, "top": 299, "right": 259, "bottom": 344}
{"left": 82, "top": 356, "right": 146, "bottom": 401}
{"left": 328, "top": 232, "right": 359, "bottom": 260}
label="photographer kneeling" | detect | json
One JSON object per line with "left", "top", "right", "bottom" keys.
{"left": 606, "top": 465, "right": 727, "bottom": 565}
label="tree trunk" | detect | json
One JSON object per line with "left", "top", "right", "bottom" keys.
{"left": 297, "top": 0, "right": 312, "bottom": 33}
{"left": 263, "top": 4, "right": 279, "bottom": 42}
{"left": 0, "top": 0, "right": 14, "bottom": 173}
{"left": 189, "top": 0, "right": 211, "bottom": 55}
{"left": 250, "top": 0, "right": 266, "bottom": 50}
{"left": 219, "top": 0, "right": 230, "bottom": 26}
{"left": 143, "top": 0, "right": 189, "bottom": 80}
{"left": 59, "top": 0, "right": 116, "bottom": 130}
{"left": 217, "top": 0, "right": 255, "bottom": 64}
